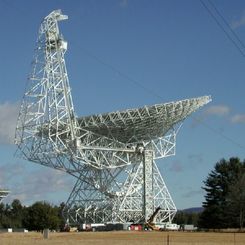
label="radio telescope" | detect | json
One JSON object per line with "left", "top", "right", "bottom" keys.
{"left": 15, "top": 10, "right": 211, "bottom": 226}
{"left": 0, "top": 189, "right": 9, "bottom": 202}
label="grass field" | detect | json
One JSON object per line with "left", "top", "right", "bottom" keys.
{"left": 1, "top": 231, "right": 245, "bottom": 245}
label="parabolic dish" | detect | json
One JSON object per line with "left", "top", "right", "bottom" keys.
{"left": 0, "top": 189, "right": 9, "bottom": 202}
{"left": 78, "top": 95, "right": 211, "bottom": 143}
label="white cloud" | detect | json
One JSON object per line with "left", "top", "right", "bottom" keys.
{"left": 191, "top": 105, "right": 230, "bottom": 128}
{"left": 33, "top": 169, "right": 73, "bottom": 193}
{"left": 1, "top": 162, "right": 74, "bottom": 205}
{"left": 0, "top": 162, "right": 26, "bottom": 186}
{"left": 231, "top": 114, "right": 245, "bottom": 124}
{"left": 0, "top": 102, "right": 19, "bottom": 144}
{"left": 204, "top": 105, "right": 230, "bottom": 116}
{"left": 231, "top": 11, "right": 245, "bottom": 29}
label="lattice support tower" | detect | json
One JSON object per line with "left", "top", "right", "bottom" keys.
{"left": 15, "top": 10, "right": 212, "bottom": 227}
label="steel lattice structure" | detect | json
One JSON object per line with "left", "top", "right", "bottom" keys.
{"left": 0, "top": 189, "right": 9, "bottom": 202}
{"left": 15, "top": 10, "right": 211, "bottom": 226}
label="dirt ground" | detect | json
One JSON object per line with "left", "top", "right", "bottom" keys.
{"left": 1, "top": 231, "right": 245, "bottom": 245}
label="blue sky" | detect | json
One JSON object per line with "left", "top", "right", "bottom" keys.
{"left": 0, "top": 0, "right": 245, "bottom": 209}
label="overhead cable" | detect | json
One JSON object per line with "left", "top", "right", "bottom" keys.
{"left": 199, "top": 0, "right": 245, "bottom": 58}
{"left": 2, "top": 0, "right": 244, "bottom": 151}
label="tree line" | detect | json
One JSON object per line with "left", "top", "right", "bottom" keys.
{"left": 0, "top": 200, "right": 65, "bottom": 231}
{"left": 0, "top": 157, "right": 244, "bottom": 230}
{"left": 173, "top": 211, "right": 200, "bottom": 227}
{"left": 0, "top": 199, "right": 201, "bottom": 230}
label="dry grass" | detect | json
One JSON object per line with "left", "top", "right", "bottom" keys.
{"left": 1, "top": 231, "right": 245, "bottom": 245}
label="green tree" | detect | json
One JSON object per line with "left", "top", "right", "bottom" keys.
{"left": 199, "top": 157, "right": 245, "bottom": 229}
{"left": 0, "top": 203, "right": 8, "bottom": 228}
{"left": 173, "top": 211, "right": 188, "bottom": 225}
{"left": 10, "top": 199, "right": 24, "bottom": 228}
{"left": 24, "top": 201, "right": 61, "bottom": 231}
{"left": 57, "top": 202, "right": 66, "bottom": 231}
{"left": 173, "top": 211, "right": 200, "bottom": 227}
{"left": 226, "top": 173, "right": 245, "bottom": 229}
{"left": 2, "top": 203, "right": 12, "bottom": 228}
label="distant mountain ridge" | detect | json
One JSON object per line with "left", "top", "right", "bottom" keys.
{"left": 180, "top": 207, "right": 204, "bottom": 213}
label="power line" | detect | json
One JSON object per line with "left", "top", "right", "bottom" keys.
{"left": 197, "top": 1, "right": 245, "bottom": 150}
{"left": 207, "top": 0, "right": 245, "bottom": 50}
{"left": 2, "top": 0, "right": 245, "bottom": 151}
{"left": 191, "top": 115, "right": 245, "bottom": 150}
{"left": 66, "top": 4, "right": 245, "bottom": 152}
{"left": 78, "top": 46, "right": 245, "bottom": 151}
{"left": 199, "top": 0, "right": 245, "bottom": 58}
{"left": 78, "top": 48, "right": 163, "bottom": 100}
